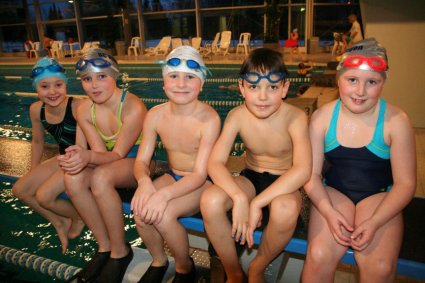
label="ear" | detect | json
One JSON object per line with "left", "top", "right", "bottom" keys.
{"left": 281, "top": 80, "right": 290, "bottom": 99}
{"left": 238, "top": 79, "right": 246, "bottom": 98}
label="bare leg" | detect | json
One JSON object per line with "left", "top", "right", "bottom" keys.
{"left": 155, "top": 179, "right": 210, "bottom": 273}
{"left": 248, "top": 191, "right": 301, "bottom": 283}
{"left": 12, "top": 157, "right": 75, "bottom": 253}
{"left": 91, "top": 158, "right": 137, "bottom": 258}
{"left": 200, "top": 176, "right": 255, "bottom": 283}
{"left": 35, "top": 169, "right": 84, "bottom": 239}
{"left": 64, "top": 168, "right": 110, "bottom": 252}
{"left": 354, "top": 193, "right": 403, "bottom": 283}
{"left": 301, "top": 187, "right": 355, "bottom": 283}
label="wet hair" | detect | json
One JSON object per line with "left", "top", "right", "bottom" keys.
{"left": 239, "top": 48, "right": 289, "bottom": 78}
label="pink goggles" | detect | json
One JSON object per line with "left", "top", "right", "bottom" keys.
{"left": 342, "top": 55, "right": 387, "bottom": 72}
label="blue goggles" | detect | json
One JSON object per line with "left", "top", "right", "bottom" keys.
{"left": 167, "top": 57, "right": 201, "bottom": 70}
{"left": 240, "top": 71, "right": 286, "bottom": 84}
{"left": 31, "top": 64, "right": 65, "bottom": 79}
{"left": 76, "top": 56, "right": 117, "bottom": 71}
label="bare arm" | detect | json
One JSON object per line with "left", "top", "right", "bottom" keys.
{"left": 29, "top": 102, "right": 45, "bottom": 168}
{"left": 252, "top": 111, "right": 311, "bottom": 208}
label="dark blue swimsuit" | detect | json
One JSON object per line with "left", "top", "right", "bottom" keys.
{"left": 323, "top": 98, "right": 393, "bottom": 204}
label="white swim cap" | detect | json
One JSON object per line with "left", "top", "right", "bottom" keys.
{"left": 162, "top": 46, "right": 208, "bottom": 83}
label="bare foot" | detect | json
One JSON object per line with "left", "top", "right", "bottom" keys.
{"left": 52, "top": 218, "right": 71, "bottom": 254}
{"left": 68, "top": 218, "right": 85, "bottom": 239}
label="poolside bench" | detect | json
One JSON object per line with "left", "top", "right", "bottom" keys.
{"left": 117, "top": 187, "right": 425, "bottom": 281}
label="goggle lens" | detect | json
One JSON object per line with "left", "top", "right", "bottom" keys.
{"left": 343, "top": 55, "right": 387, "bottom": 72}
{"left": 166, "top": 58, "right": 201, "bottom": 70}
{"left": 76, "top": 58, "right": 112, "bottom": 71}
{"left": 241, "top": 71, "right": 285, "bottom": 84}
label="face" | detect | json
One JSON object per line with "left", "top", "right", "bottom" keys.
{"left": 36, "top": 77, "right": 67, "bottom": 107}
{"left": 163, "top": 71, "right": 203, "bottom": 105}
{"left": 338, "top": 68, "right": 385, "bottom": 115}
{"left": 239, "top": 71, "right": 289, "bottom": 119}
{"left": 80, "top": 72, "right": 117, "bottom": 104}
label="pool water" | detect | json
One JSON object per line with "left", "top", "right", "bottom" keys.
{"left": 0, "top": 176, "right": 141, "bottom": 282}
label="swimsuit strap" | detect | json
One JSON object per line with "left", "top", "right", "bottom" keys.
{"left": 91, "top": 89, "right": 127, "bottom": 142}
{"left": 366, "top": 98, "right": 391, "bottom": 159}
{"left": 324, "top": 99, "right": 341, "bottom": 152}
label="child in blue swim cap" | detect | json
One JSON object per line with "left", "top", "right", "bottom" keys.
{"left": 13, "top": 57, "right": 85, "bottom": 255}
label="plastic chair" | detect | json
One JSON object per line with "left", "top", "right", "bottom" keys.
{"left": 215, "top": 31, "right": 232, "bottom": 56}
{"left": 191, "top": 37, "right": 202, "bottom": 51}
{"left": 236, "top": 32, "right": 251, "bottom": 55}
{"left": 171, "top": 38, "right": 183, "bottom": 50}
{"left": 51, "top": 41, "right": 64, "bottom": 58}
{"left": 145, "top": 36, "right": 171, "bottom": 56}
{"left": 128, "top": 37, "right": 141, "bottom": 56}
{"left": 25, "top": 41, "right": 39, "bottom": 58}
{"left": 200, "top": 32, "right": 220, "bottom": 56}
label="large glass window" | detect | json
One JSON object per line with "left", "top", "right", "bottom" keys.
{"left": 1, "top": 25, "right": 27, "bottom": 52}
{"left": 40, "top": 1, "right": 75, "bottom": 20}
{"left": 314, "top": 4, "right": 361, "bottom": 44}
{"left": 44, "top": 22, "right": 78, "bottom": 43}
{"left": 81, "top": 17, "right": 123, "bottom": 48}
{"left": 200, "top": 0, "right": 263, "bottom": 8}
{"left": 141, "top": 0, "right": 195, "bottom": 12}
{"left": 144, "top": 12, "right": 196, "bottom": 41}
{"left": 0, "top": 2, "right": 26, "bottom": 25}
{"left": 79, "top": 0, "right": 121, "bottom": 17}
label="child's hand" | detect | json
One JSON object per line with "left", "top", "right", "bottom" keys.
{"left": 58, "top": 145, "right": 90, "bottom": 174}
{"left": 231, "top": 194, "right": 250, "bottom": 245}
{"left": 246, "top": 200, "right": 263, "bottom": 248}
{"left": 324, "top": 208, "right": 353, "bottom": 247}
{"left": 131, "top": 179, "right": 156, "bottom": 219}
{"left": 139, "top": 189, "right": 170, "bottom": 224}
{"left": 350, "top": 217, "right": 379, "bottom": 251}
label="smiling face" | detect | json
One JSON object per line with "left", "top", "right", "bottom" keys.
{"left": 162, "top": 71, "right": 203, "bottom": 105}
{"left": 239, "top": 71, "right": 289, "bottom": 119}
{"left": 36, "top": 77, "right": 67, "bottom": 107}
{"left": 338, "top": 68, "right": 385, "bottom": 114}
{"left": 80, "top": 72, "right": 117, "bottom": 104}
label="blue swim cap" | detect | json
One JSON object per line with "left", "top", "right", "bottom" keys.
{"left": 31, "top": 58, "right": 68, "bottom": 89}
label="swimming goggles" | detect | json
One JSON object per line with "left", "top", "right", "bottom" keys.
{"left": 342, "top": 55, "right": 387, "bottom": 72}
{"left": 164, "top": 57, "right": 210, "bottom": 78}
{"left": 31, "top": 64, "right": 65, "bottom": 78}
{"left": 76, "top": 55, "right": 118, "bottom": 72}
{"left": 240, "top": 71, "right": 286, "bottom": 84}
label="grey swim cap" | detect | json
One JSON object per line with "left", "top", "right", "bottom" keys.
{"left": 337, "top": 38, "right": 388, "bottom": 78}
{"left": 76, "top": 48, "right": 120, "bottom": 80}
{"left": 162, "top": 46, "right": 208, "bottom": 83}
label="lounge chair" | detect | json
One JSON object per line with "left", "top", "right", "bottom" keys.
{"left": 191, "top": 37, "right": 202, "bottom": 51}
{"left": 215, "top": 31, "right": 232, "bottom": 56}
{"left": 71, "top": 42, "right": 93, "bottom": 57}
{"left": 171, "top": 38, "right": 183, "bottom": 50}
{"left": 236, "top": 32, "right": 251, "bottom": 55}
{"left": 25, "top": 40, "right": 39, "bottom": 58}
{"left": 145, "top": 36, "right": 171, "bottom": 56}
{"left": 128, "top": 37, "right": 141, "bottom": 56}
{"left": 200, "top": 32, "right": 220, "bottom": 56}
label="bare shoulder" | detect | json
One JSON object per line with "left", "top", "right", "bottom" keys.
{"left": 385, "top": 102, "right": 413, "bottom": 133}
{"left": 197, "top": 101, "right": 220, "bottom": 122}
{"left": 71, "top": 96, "right": 87, "bottom": 115}
{"left": 29, "top": 100, "right": 43, "bottom": 118}
{"left": 309, "top": 99, "right": 337, "bottom": 126}
{"left": 225, "top": 104, "right": 245, "bottom": 121}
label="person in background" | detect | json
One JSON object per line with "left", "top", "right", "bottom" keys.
{"left": 43, "top": 34, "right": 54, "bottom": 57}
{"left": 12, "top": 58, "right": 85, "bottom": 255}
{"left": 302, "top": 38, "right": 416, "bottom": 283}
{"left": 341, "top": 13, "right": 363, "bottom": 53}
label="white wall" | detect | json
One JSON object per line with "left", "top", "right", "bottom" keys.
{"left": 360, "top": 0, "right": 425, "bottom": 127}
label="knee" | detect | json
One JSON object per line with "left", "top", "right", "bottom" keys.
{"left": 90, "top": 167, "right": 113, "bottom": 197}
{"left": 35, "top": 189, "right": 50, "bottom": 207}
{"left": 306, "top": 243, "right": 336, "bottom": 268}
{"left": 63, "top": 173, "right": 84, "bottom": 197}
{"left": 12, "top": 181, "right": 27, "bottom": 200}
{"left": 200, "top": 187, "right": 226, "bottom": 218}
{"left": 269, "top": 195, "right": 300, "bottom": 228}
{"left": 358, "top": 256, "right": 396, "bottom": 279}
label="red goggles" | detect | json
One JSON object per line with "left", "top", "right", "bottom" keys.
{"left": 342, "top": 55, "right": 387, "bottom": 72}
